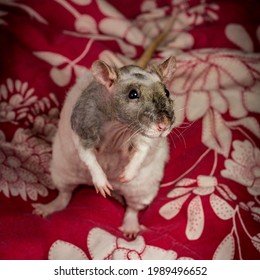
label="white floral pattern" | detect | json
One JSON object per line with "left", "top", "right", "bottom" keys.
{"left": 34, "top": 52, "right": 88, "bottom": 87}
{"left": 0, "top": 128, "right": 54, "bottom": 201}
{"left": 160, "top": 175, "right": 235, "bottom": 240}
{"left": 0, "top": 0, "right": 259, "bottom": 260}
{"left": 0, "top": 79, "right": 36, "bottom": 122}
{"left": 49, "top": 228, "right": 193, "bottom": 260}
{"left": 221, "top": 140, "right": 260, "bottom": 196}
{"left": 0, "top": 78, "right": 60, "bottom": 126}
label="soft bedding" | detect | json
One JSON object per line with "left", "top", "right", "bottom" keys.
{"left": 0, "top": 0, "right": 260, "bottom": 260}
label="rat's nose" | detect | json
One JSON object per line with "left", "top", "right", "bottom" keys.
{"left": 157, "top": 122, "right": 167, "bottom": 132}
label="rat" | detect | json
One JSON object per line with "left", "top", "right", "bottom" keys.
{"left": 32, "top": 13, "right": 177, "bottom": 238}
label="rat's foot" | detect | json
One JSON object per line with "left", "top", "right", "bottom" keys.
{"left": 119, "top": 223, "right": 146, "bottom": 239}
{"left": 32, "top": 191, "right": 72, "bottom": 217}
{"left": 119, "top": 207, "right": 146, "bottom": 238}
{"left": 32, "top": 203, "right": 54, "bottom": 217}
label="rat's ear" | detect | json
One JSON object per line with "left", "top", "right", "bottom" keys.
{"left": 154, "top": 56, "right": 176, "bottom": 83}
{"left": 91, "top": 60, "right": 118, "bottom": 89}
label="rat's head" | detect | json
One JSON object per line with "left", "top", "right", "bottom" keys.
{"left": 91, "top": 57, "right": 176, "bottom": 138}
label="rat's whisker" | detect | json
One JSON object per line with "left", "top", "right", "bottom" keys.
{"left": 168, "top": 132, "right": 176, "bottom": 149}
{"left": 174, "top": 128, "right": 187, "bottom": 148}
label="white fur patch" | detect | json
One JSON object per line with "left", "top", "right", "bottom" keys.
{"left": 120, "top": 67, "right": 161, "bottom": 86}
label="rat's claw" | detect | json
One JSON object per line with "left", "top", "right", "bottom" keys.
{"left": 118, "top": 174, "right": 128, "bottom": 183}
{"left": 118, "top": 224, "right": 146, "bottom": 239}
{"left": 95, "top": 182, "right": 113, "bottom": 198}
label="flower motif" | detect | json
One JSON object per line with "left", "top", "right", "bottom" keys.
{"left": 0, "top": 79, "right": 37, "bottom": 123}
{"left": 53, "top": 0, "right": 96, "bottom": 33}
{"left": 171, "top": 50, "right": 260, "bottom": 124}
{"left": 159, "top": 175, "right": 235, "bottom": 240}
{"left": 0, "top": 78, "right": 60, "bottom": 126}
{"left": 49, "top": 228, "right": 192, "bottom": 260}
{"left": 87, "top": 228, "right": 182, "bottom": 260}
{"left": 34, "top": 51, "right": 88, "bottom": 87}
{"left": 239, "top": 201, "right": 260, "bottom": 222}
{"left": 49, "top": 240, "right": 88, "bottom": 260}
{"left": 170, "top": 49, "right": 260, "bottom": 156}
{"left": 0, "top": 129, "right": 54, "bottom": 201}
{"left": 28, "top": 108, "right": 59, "bottom": 142}
{"left": 221, "top": 140, "right": 260, "bottom": 196}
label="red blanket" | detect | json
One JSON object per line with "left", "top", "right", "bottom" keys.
{"left": 0, "top": 0, "right": 259, "bottom": 260}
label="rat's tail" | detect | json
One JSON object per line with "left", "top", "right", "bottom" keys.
{"left": 136, "top": 11, "right": 178, "bottom": 69}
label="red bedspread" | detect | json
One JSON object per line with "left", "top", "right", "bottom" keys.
{"left": 0, "top": 0, "right": 260, "bottom": 260}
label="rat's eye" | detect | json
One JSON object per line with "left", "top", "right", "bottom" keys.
{"left": 164, "top": 87, "right": 170, "bottom": 98}
{"left": 128, "top": 89, "right": 140, "bottom": 99}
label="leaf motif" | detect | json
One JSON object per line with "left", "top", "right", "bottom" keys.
{"left": 251, "top": 234, "right": 260, "bottom": 252}
{"left": 227, "top": 117, "right": 260, "bottom": 139}
{"left": 186, "top": 91, "right": 209, "bottom": 121}
{"left": 34, "top": 52, "right": 69, "bottom": 66}
{"left": 74, "top": 15, "right": 97, "bottom": 33}
{"left": 159, "top": 193, "right": 190, "bottom": 220}
{"left": 244, "top": 82, "right": 260, "bottom": 114}
{"left": 99, "top": 18, "right": 144, "bottom": 46}
{"left": 225, "top": 24, "right": 253, "bottom": 52}
{"left": 202, "top": 110, "right": 232, "bottom": 157}
{"left": 48, "top": 240, "right": 88, "bottom": 260}
{"left": 186, "top": 196, "right": 204, "bottom": 240}
{"left": 96, "top": 0, "right": 125, "bottom": 18}
{"left": 50, "top": 66, "right": 72, "bottom": 87}
{"left": 209, "top": 90, "right": 228, "bottom": 114}
{"left": 167, "top": 187, "right": 194, "bottom": 198}
{"left": 87, "top": 228, "right": 117, "bottom": 260}
{"left": 210, "top": 193, "right": 234, "bottom": 220}
{"left": 221, "top": 88, "right": 247, "bottom": 118}
{"left": 176, "top": 178, "right": 196, "bottom": 187}
{"left": 213, "top": 56, "right": 254, "bottom": 87}
{"left": 213, "top": 234, "right": 235, "bottom": 260}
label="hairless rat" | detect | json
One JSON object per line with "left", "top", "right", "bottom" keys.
{"left": 32, "top": 13, "right": 177, "bottom": 238}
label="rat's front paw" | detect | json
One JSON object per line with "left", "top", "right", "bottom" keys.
{"left": 94, "top": 181, "right": 113, "bottom": 198}
{"left": 119, "top": 167, "right": 137, "bottom": 183}
{"left": 92, "top": 173, "right": 113, "bottom": 197}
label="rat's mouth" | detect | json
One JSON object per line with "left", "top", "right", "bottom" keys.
{"left": 138, "top": 124, "right": 172, "bottom": 138}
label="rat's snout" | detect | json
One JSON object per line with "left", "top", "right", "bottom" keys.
{"left": 156, "top": 115, "right": 174, "bottom": 133}
{"left": 157, "top": 121, "right": 168, "bottom": 132}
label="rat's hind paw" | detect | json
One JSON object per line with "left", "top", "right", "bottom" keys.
{"left": 32, "top": 203, "right": 52, "bottom": 218}
{"left": 119, "top": 224, "right": 146, "bottom": 239}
